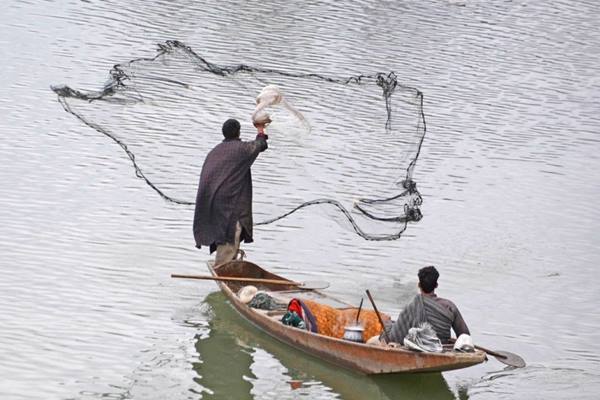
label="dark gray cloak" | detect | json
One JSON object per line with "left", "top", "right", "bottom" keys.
{"left": 193, "top": 134, "right": 268, "bottom": 252}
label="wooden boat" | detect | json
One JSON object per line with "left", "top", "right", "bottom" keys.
{"left": 208, "top": 260, "right": 487, "bottom": 374}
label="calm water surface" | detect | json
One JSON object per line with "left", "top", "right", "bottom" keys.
{"left": 1, "top": 1, "right": 599, "bottom": 399}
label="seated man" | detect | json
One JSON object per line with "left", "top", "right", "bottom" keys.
{"left": 382, "top": 266, "right": 470, "bottom": 344}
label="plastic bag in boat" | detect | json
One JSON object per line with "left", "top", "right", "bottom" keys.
{"left": 453, "top": 333, "right": 475, "bottom": 352}
{"left": 238, "top": 285, "right": 258, "bottom": 303}
{"left": 403, "top": 322, "right": 443, "bottom": 353}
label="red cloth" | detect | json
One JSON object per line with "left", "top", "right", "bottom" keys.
{"left": 287, "top": 299, "right": 303, "bottom": 319}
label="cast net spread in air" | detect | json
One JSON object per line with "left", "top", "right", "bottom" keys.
{"left": 51, "top": 40, "right": 426, "bottom": 240}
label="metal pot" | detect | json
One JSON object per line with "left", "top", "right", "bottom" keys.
{"left": 343, "top": 324, "right": 365, "bottom": 343}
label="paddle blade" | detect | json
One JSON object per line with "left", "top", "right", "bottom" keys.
{"left": 298, "top": 280, "right": 330, "bottom": 290}
{"left": 494, "top": 351, "right": 526, "bottom": 368}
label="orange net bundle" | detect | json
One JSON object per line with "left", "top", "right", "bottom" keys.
{"left": 302, "top": 299, "right": 390, "bottom": 340}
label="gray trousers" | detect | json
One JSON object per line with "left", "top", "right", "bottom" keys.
{"left": 214, "top": 222, "right": 242, "bottom": 266}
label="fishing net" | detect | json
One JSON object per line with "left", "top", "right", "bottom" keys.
{"left": 51, "top": 40, "right": 426, "bottom": 240}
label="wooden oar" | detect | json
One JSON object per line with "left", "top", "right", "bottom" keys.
{"left": 473, "top": 345, "right": 525, "bottom": 368}
{"left": 450, "top": 338, "right": 526, "bottom": 368}
{"left": 355, "top": 298, "right": 364, "bottom": 324}
{"left": 365, "top": 289, "right": 391, "bottom": 343}
{"left": 171, "top": 274, "right": 329, "bottom": 290}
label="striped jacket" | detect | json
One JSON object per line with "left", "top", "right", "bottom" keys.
{"left": 383, "top": 293, "right": 470, "bottom": 344}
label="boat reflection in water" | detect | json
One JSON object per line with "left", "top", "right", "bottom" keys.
{"left": 194, "top": 292, "right": 465, "bottom": 400}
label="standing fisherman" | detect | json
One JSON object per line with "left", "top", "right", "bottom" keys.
{"left": 193, "top": 116, "right": 270, "bottom": 265}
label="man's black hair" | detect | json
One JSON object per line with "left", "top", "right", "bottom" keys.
{"left": 222, "top": 119, "right": 241, "bottom": 139}
{"left": 418, "top": 266, "right": 439, "bottom": 293}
